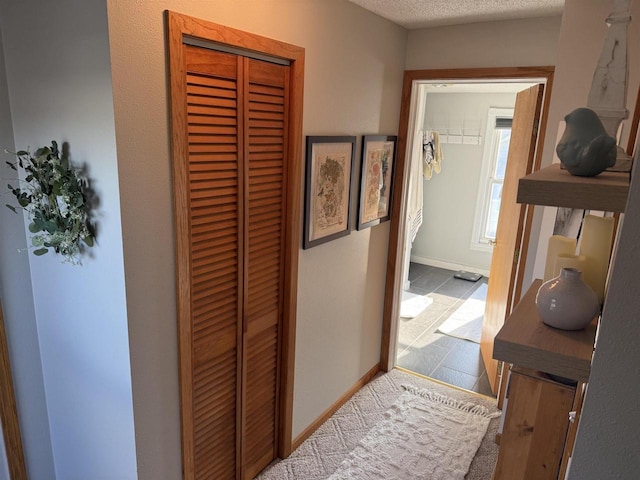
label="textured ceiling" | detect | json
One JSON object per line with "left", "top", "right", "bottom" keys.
{"left": 347, "top": 0, "right": 565, "bottom": 29}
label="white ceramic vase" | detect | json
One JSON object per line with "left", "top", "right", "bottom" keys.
{"left": 535, "top": 268, "right": 600, "bottom": 330}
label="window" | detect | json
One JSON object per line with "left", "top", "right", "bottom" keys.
{"left": 471, "top": 108, "right": 513, "bottom": 252}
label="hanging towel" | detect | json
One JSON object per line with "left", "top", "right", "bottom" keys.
{"left": 423, "top": 130, "right": 435, "bottom": 180}
{"left": 423, "top": 131, "right": 444, "bottom": 180}
{"left": 432, "top": 131, "right": 443, "bottom": 174}
{"left": 407, "top": 131, "right": 424, "bottom": 242}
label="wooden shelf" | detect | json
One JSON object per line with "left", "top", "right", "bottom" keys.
{"left": 493, "top": 279, "right": 597, "bottom": 382}
{"left": 517, "top": 163, "right": 629, "bottom": 212}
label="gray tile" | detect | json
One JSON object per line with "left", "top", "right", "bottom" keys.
{"left": 428, "top": 291, "right": 462, "bottom": 307}
{"left": 441, "top": 340, "right": 486, "bottom": 377}
{"left": 397, "top": 320, "right": 432, "bottom": 352}
{"left": 430, "top": 365, "right": 479, "bottom": 391}
{"left": 409, "top": 270, "right": 451, "bottom": 292}
{"left": 407, "top": 285, "right": 431, "bottom": 295}
{"left": 396, "top": 343, "right": 449, "bottom": 378}
{"left": 472, "top": 372, "right": 496, "bottom": 398}
{"left": 412, "top": 332, "right": 461, "bottom": 351}
{"left": 414, "top": 301, "right": 455, "bottom": 327}
{"left": 408, "top": 262, "right": 431, "bottom": 282}
{"left": 434, "top": 278, "right": 478, "bottom": 301}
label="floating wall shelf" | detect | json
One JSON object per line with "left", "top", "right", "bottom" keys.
{"left": 493, "top": 279, "right": 597, "bottom": 383}
{"left": 517, "top": 163, "right": 630, "bottom": 213}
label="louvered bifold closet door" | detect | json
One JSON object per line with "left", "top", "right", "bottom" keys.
{"left": 184, "top": 45, "right": 243, "bottom": 480}
{"left": 241, "top": 58, "right": 288, "bottom": 479}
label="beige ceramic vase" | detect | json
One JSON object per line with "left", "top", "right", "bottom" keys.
{"left": 535, "top": 268, "right": 600, "bottom": 330}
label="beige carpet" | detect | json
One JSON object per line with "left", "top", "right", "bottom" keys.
{"left": 256, "top": 368, "right": 500, "bottom": 480}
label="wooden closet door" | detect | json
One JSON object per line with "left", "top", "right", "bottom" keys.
{"left": 169, "top": 12, "right": 305, "bottom": 480}
{"left": 241, "top": 58, "right": 288, "bottom": 479}
{"left": 181, "top": 45, "right": 288, "bottom": 480}
{"left": 184, "top": 45, "right": 243, "bottom": 480}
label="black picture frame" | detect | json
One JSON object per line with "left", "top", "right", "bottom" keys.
{"left": 303, "top": 136, "right": 356, "bottom": 249}
{"left": 357, "top": 135, "right": 397, "bottom": 230}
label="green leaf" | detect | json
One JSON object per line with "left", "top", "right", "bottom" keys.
{"left": 5, "top": 161, "right": 16, "bottom": 170}
{"left": 25, "top": 174, "right": 33, "bottom": 182}
{"left": 53, "top": 181, "right": 62, "bottom": 196}
{"left": 43, "top": 221, "right": 58, "bottom": 234}
{"left": 16, "top": 150, "right": 28, "bottom": 156}
{"left": 33, "top": 248, "right": 48, "bottom": 256}
{"left": 28, "top": 222, "right": 41, "bottom": 233}
{"left": 5, "top": 204, "right": 16, "bottom": 213}
{"left": 84, "top": 235, "right": 94, "bottom": 247}
{"left": 75, "top": 195, "right": 84, "bottom": 207}
{"left": 18, "top": 195, "right": 30, "bottom": 207}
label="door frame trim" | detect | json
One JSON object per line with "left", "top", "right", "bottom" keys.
{"left": 166, "top": 11, "right": 304, "bottom": 475}
{"left": 380, "top": 67, "right": 554, "bottom": 372}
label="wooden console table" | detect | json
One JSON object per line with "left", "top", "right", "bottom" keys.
{"left": 492, "top": 280, "right": 598, "bottom": 480}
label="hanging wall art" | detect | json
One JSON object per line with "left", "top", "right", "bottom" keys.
{"left": 357, "top": 135, "right": 397, "bottom": 230}
{"left": 303, "top": 136, "right": 356, "bottom": 249}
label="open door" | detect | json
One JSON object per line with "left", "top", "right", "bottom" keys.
{"left": 480, "top": 84, "right": 544, "bottom": 394}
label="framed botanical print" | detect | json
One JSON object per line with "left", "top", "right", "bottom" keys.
{"left": 303, "top": 136, "right": 356, "bottom": 249}
{"left": 357, "top": 135, "right": 397, "bottom": 230}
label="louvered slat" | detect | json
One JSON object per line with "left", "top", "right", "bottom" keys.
{"left": 185, "top": 46, "right": 241, "bottom": 480}
{"left": 242, "top": 58, "right": 287, "bottom": 478}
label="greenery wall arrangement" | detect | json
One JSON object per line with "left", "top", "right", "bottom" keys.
{"left": 5, "top": 141, "right": 96, "bottom": 264}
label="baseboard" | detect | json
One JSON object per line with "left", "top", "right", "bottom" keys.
{"left": 410, "top": 255, "right": 490, "bottom": 277}
{"left": 291, "top": 363, "right": 381, "bottom": 451}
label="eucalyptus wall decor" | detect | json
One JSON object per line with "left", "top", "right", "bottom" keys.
{"left": 5, "top": 141, "right": 95, "bottom": 264}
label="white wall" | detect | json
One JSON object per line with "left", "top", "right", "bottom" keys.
{"left": 105, "top": 0, "right": 406, "bottom": 477}
{"left": 406, "top": 16, "right": 562, "bottom": 70}
{"left": 528, "top": 0, "right": 640, "bottom": 286}
{"left": 0, "top": 1, "right": 136, "bottom": 478}
{"left": 0, "top": 19, "right": 55, "bottom": 480}
{"left": 412, "top": 91, "right": 517, "bottom": 273}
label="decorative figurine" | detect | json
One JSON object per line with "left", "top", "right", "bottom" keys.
{"left": 556, "top": 107, "right": 617, "bottom": 177}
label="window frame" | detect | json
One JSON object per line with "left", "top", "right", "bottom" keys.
{"left": 470, "top": 107, "right": 514, "bottom": 252}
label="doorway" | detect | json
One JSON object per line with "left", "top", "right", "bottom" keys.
{"left": 397, "top": 81, "right": 533, "bottom": 396}
{"left": 381, "top": 67, "right": 554, "bottom": 398}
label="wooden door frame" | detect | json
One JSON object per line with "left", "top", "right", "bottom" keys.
{"left": 380, "top": 67, "right": 554, "bottom": 372}
{"left": 0, "top": 299, "right": 27, "bottom": 480}
{"left": 166, "top": 11, "right": 304, "bottom": 468}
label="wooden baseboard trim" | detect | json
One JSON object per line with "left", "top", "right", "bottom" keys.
{"left": 290, "top": 363, "right": 381, "bottom": 451}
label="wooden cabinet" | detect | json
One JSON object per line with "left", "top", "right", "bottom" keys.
{"left": 492, "top": 281, "right": 596, "bottom": 480}
{"left": 493, "top": 368, "right": 576, "bottom": 480}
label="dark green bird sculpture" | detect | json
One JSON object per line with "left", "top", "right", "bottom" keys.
{"left": 556, "top": 107, "right": 617, "bottom": 177}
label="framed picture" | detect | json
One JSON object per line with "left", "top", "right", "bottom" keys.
{"left": 303, "top": 136, "right": 356, "bottom": 249}
{"left": 357, "top": 135, "right": 397, "bottom": 230}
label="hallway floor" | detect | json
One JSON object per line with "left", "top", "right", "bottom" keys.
{"left": 396, "top": 263, "right": 495, "bottom": 397}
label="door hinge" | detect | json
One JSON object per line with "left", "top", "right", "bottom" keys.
{"left": 513, "top": 247, "right": 520, "bottom": 263}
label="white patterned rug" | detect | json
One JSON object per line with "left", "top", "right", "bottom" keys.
{"left": 256, "top": 369, "right": 500, "bottom": 480}
{"left": 328, "top": 385, "right": 499, "bottom": 479}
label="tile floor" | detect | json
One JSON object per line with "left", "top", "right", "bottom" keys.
{"left": 396, "top": 263, "right": 495, "bottom": 397}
